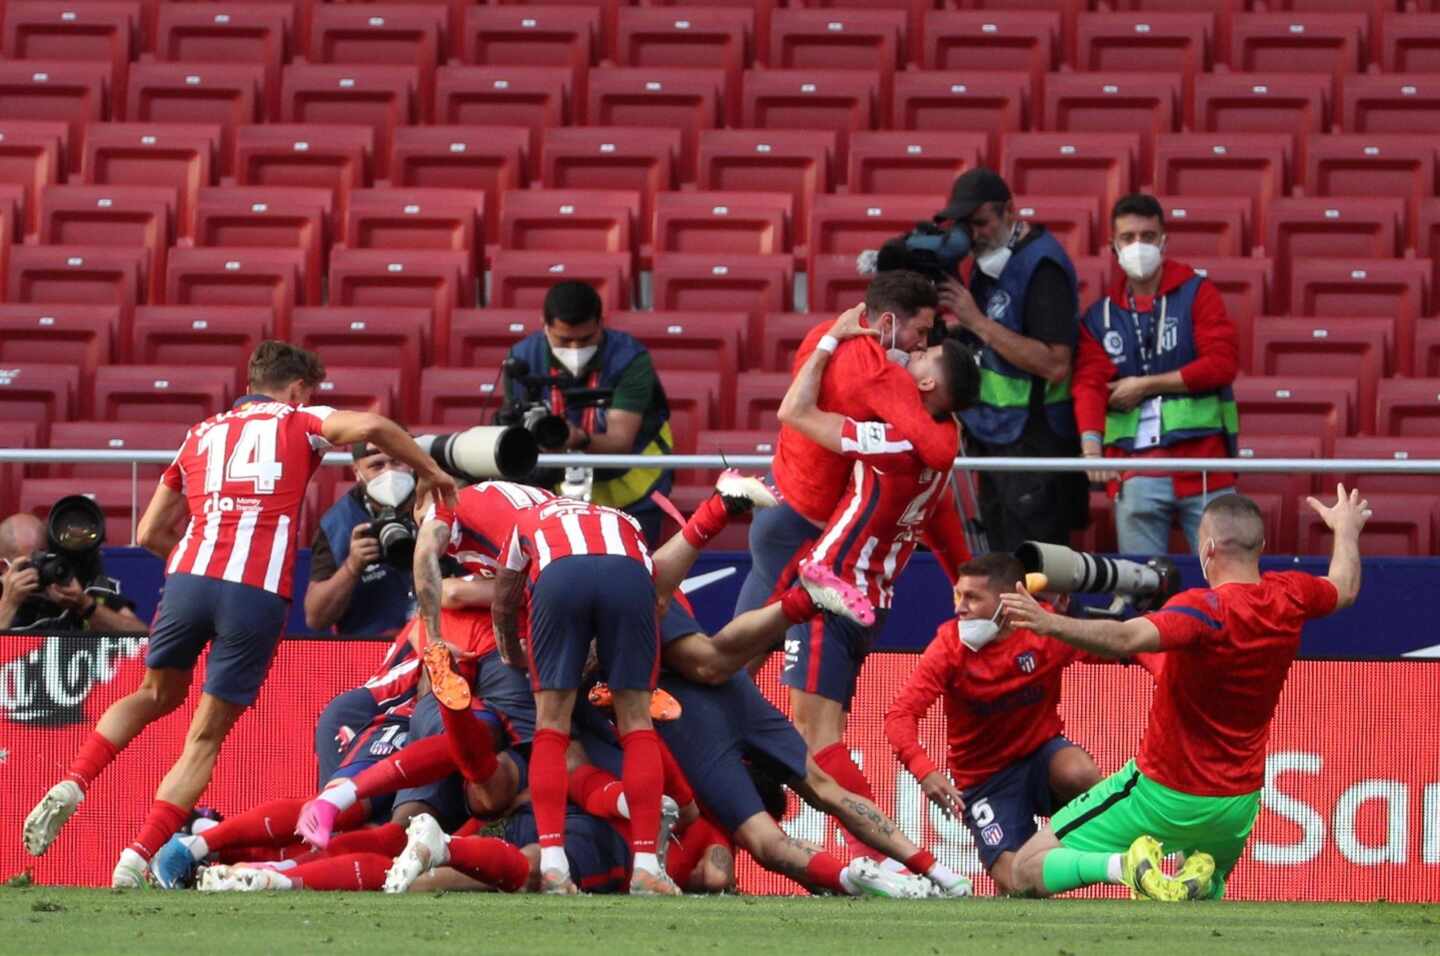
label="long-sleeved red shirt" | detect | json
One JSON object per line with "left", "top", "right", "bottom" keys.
{"left": 1072, "top": 259, "right": 1240, "bottom": 499}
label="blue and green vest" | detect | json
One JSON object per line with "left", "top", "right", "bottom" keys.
{"left": 318, "top": 491, "right": 415, "bottom": 635}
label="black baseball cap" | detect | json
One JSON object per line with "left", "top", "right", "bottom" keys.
{"left": 937, "top": 168, "right": 1012, "bottom": 222}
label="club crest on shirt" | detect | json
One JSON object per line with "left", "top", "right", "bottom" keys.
{"left": 986, "top": 289, "right": 1011, "bottom": 321}
{"left": 1015, "top": 651, "right": 1037, "bottom": 674}
{"left": 981, "top": 823, "right": 1005, "bottom": 847}
{"left": 1103, "top": 330, "right": 1125, "bottom": 357}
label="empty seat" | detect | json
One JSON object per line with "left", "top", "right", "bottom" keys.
{"left": 1186, "top": 256, "right": 1271, "bottom": 356}
{"left": 1290, "top": 259, "right": 1429, "bottom": 373}
{"left": 154, "top": 5, "right": 289, "bottom": 115}
{"left": 614, "top": 8, "right": 751, "bottom": 124}
{"left": 0, "top": 422, "right": 40, "bottom": 511}
{"left": 496, "top": 0, "right": 620, "bottom": 61}
{"left": 1253, "top": 317, "right": 1393, "bottom": 429}
{"left": 807, "top": 194, "right": 937, "bottom": 277}
{"left": 418, "top": 366, "right": 506, "bottom": 426}
{"left": 93, "top": 364, "right": 234, "bottom": 423}
{"left": 1230, "top": 13, "right": 1367, "bottom": 78}
{"left": 3, "top": 2, "right": 136, "bottom": 113}
{"left": 1306, "top": 134, "right": 1435, "bottom": 248}
{"left": 1340, "top": 74, "right": 1440, "bottom": 137}
{"left": 390, "top": 126, "right": 530, "bottom": 247}
{"left": 462, "top": 5, "right": 598, "bottom": 104}
{"left": 696, "top": 129, "right": 835, "bottom": 247}
{"left": 1042, "top": 72, "right": 1182, "bottom": 180}
{"left": 0, "top": 304, "right": 115, "bottom": 400}
{"left": 608, "top": 310, "right": 745, "bottom": 421}
{"left": 193, "top": 186, "right": 331, "bottom": 304}
{"left": 328, "top": 248, "right": 476, "bottom": 351}
{"left": 661, "top": 367, "right": 726, "bottom": 438}
{"left": 447, "top": 308, "right": 543, "bottom": 371}
{"left": 1002, "top": 133, "right": 1137, "bottom": 221}
{"left": 124, "top": 63, "right": 265, "bottom": 178}
{"left": 1416, "top": 321, "right": 1440, "bottom": 379}
{"left": 0, "top": 61, "right": 112, "bottom": 169}
{"left": 586, "top": 67, "right": 724, "bottom": 183}
{"left": 1071, "top": 255, "right": 1110, "bottom": 310}
{"left": 1379, "top": 13, "right": 1440, "bottom": 74}
{"left": 0, "top": 121, "right": 66, "bottom": 234}
{"left": 1234, "top": 433, "right": 1324, "bottom": 552}
{"left": 165, "top": 247, "right": 306, "bottom": 339}
{"left": 892, "top": 73, "right": 1027, "bottom": 167}
{"left": 651, "top": 253, "right": 792, "bottom": 315}
{"left": 39, "top": 184, "right": 175, "bottom": 303}
{"left": 1013, "top": 195, "right": 1101, "bottom": 259}
{"left": 1153, "top": 133, "right": 1291, "bottom": 234}
{"left": 768, "top": 9, "right": 904, "bottom": 119}
{"left": 757, "top": 311, "right": 819, "bottom": 371}
{"left": 281, "top": 65, "right": 417, "bottom": 180}
{"left": 809, "top": 254, "right": 872, "bottom": 312}
{"left": 1153, "top": 195, "right": 1250, "bottom": 258}
{"left": 7, "top": 245, "right": 144, "bottom": 345}
{"left": 81, "top": 123, "right": 219, "bottom": 239}
{"left": 922, "top": 12, "right": 1057, "bottom": 98}
{"left": 1233, "top": 375, "right": 1358, "bottom": 454}
{"left": 434, "top": 65, "right": 570, "bottom": 163}
{"left": 313, "top": 366, "right": 402, "bottom": 418}
{"left": 540, "top": 127, "right": 681, "bottom": 246}
{"left": 1376, "top": 379, "right": 1440, "bottom": 437}
{"left": 488, "top": 251, "right": 632, "bottom": 312}
{"left": 1265, "top": 198, "right": 1404, "bottom": 313}
{"left": 741, "top": 70, "right": 878, "bottom": 183}
{"left": 0, "top": 363, "right": 79, "bottom": 436}
{"left": 234, "top": 124, "right": 374, "bottom": 227}
{"left": 498, "top": 188, "right": 637, "bottom": 256}
{"left": 130, "top": 304, "right": 272, "bottom": 370}
{"left": 291, "top": 306, "right": 431, "bottom": 379}
{"left": 308, "top": 4, "right": 444, "bottom": 115}
{"left": 47, "top": 420, "right": 191, "bottom": 482}
{"left": 1193, "top": 73, "right": 1330, "bottom": 169}
{"left": 1333, "top": 435, "right": 1440, "bottom": 495}
{"left": 1074, "top": 13, "right": 1212, "bottom": 106}
{"left": 17, "top": 478, "right": 146, "bottom": 547}
{"left": 847, "top": 131, "right": 987, "bottom": 198}
{"left": 1298, "top": 492, "right": 1435, "bottom": 557}
{"left": 733, "top": 370, "right": 791, "bottom": 430}
{"left": 653, "top": 191, "right": 792, "bottom": 257}
{"left": 345, "top": 188, "right": 486, "bottom": 273}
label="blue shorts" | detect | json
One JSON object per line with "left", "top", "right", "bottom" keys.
{"left": 573, "top": 697, "right": 624, "bottom": 776}
{"left": 780, "top": 609, "right": 888, "bottom": 707}
{"left": 961, "top": 735, "right": 1075, "bottom": 870}
{"left": 331, "top": 713, "right": 411, "bottom": 823}
{"left": 474, "top": 650, "right": 537, "bottom": 746}
{"left": 660, "top": 597, "right": 703, "bottom": 646}
{"left": 146, "top": 572, "right": 290, "bottom": 706}
{"left": 528, "top": 555, "right": 658, "bottom": 693}
{"left": 734, "top": 496, "right": 820, "bottom": 618}
{"left": 392, "top": 693, "right": 517, "bottom": 831}
{"left": 657, "top": 673, "right": 809, "bottom": 833}
{"left": 314, "top": 687, "right": 383, "bottom": 787}
{"left": 504, "top": 805, "right": 629, "bottom": 893}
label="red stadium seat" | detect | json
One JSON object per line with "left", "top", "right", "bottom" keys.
{"left": 93, "top": 364, "right": 234, "bottom": 424}
{"left": 291, "top": 306, "right": 431, "bottom": 379}
{"left": 1376, "top": 378, "right": 1440, "bottom": 437}
{"left": 280, "top": 65, "right": 417, "bottom": 180}
{"left": 696, "top": 130, "right": 835, "bottom": 248}
{"left": 1264, "top": 198, "right": 1404, "bottom": 314}
{"left": 891, "top": 73, "right": 1026, "bottom": 167}
{"left": 1339, "top": 74, "right": 1440, "bottom": 138}
{"left": 614, "top": 8, "right": 751, "bottom": 125}
{"left": 0, "top": 304, "right": 115, "bottom": 402}
{"left": 809, "top": 254, "right": 871, "bottom": 312}
{"left": 651, "top": 254, "right": 792, "bottom": 315}
{"left": 2, "top": 2, "right": 136, "bottom": 112}
{"left": 81, "top": 123, "right": 218, "bottom": 239}
{"left": 1074, "top": 14, "right": 1211, "bottom": 109}
{"left": 327, "top": 248, "right": 475, "bottom": 350}
{"left": 1289, "top": 259, "right": 1429, "bottom": 374}
{"left": 487, "top": 250, "right": 632, "bottom": 311}
{"left": 1233, "top": 375, "right": 1357, "bottom": 454}
{"left": 653, "top": 191, "right": 792, "bottom": 257}
{"left": 124, "top": 63, "right": 264, "bottom": 179}
{"left": 165, "top": 247, "right": 306, "bottom": 339}
{"left": 1298, "top": 492, "right": 1435, "bottom": 557}
{"left": 0, "top": 363, "right": 78, "bottom": 436}
{"left": 18, "top": 478, "right": 146, "bottom": 547}
{"left": 661, "top": 368, "right": 726, "bottom": 439}
{"left": 1234, "top": 433, "right": 1324, "bottom": 552}
{"left": 47, "top": 420, "right": 190, "bottom": 483}
{"left": 345, "top": 188, "right": 486, "bottom": 272}
{"left": 194, "top": 186, "right": 331, "bottom": 305}
{"left": 390, "top": 126, "right": 529, "bottom": 248}
{"left": 1416, "top": 321, "right": 1440, "bottom": 379}
{"left": 39, "top": 184, "right": 174, "bottom": 303}
{"left": 586, "top": 67, "right": 724, "bottom": 183}
{"left": 1042, "top": 72, "right": 1181, "bottom": 181}
{"left": 1333, "top": 435, "right": 1440, "bottom": 495}
{"left": 1002, "top": 133, "right": 1136, "bottom": 222}
{"left": 1193, "top": 73, "right": 1330, "bottom": 172}
{"left": 308, "top": 4, "right": 444, "bottom": 115}
{"left": 692, "top": 428, "right": 779, "bottom": 464}
{"left": 234, "top": 124, "right": 374, "bottom": 228}
{"left": 0, "top": 61, "right": 112, "bottom": 170}
{"left": 807, "top": 194, "right": 937, "bottom": 277}
{"left": 1305, "top": 134, "right": 1435, "bottom": 248}
{"left": 1253, "top": 317, "right": 1393, "bottom": 430}
{"left": 418, "top": 366, "right": 506, "bottom": 426}
{"left": 1012, "top": 195, "right": 1101, "bottom": 259}
{"left": 1230, "top": 13, "right": 1368, "bottom": 79}
{"left": 1070, "top": 255, "right": 1110, "bottom": 311}
{"left": 494, "top": 0, "right": 619, "bottom": 61}
{"left": 540, "top": 127, "right": 681, "bottom": 246}
{"left": 846, "top": 131, "right": 986, "bottom": 198}
{"left": 1417, "top": 197, "right": 1440, "bottom": 316}
{"left": 757, "top": 312, "right": 818, "bottom": 371}
{"left": 1186, "top": 256, "right": 1271, "bottom": 354}
{"left": 447, "top": 308, "right": 542, "bottom": 371}
{"left": 462, "top": 5, "right": 598, "bottom": 105}
{"left": 7, "top": 245, "right": 144, "bottom": 346}
{"left": 1153, "top": 133, "right": 1291, "bottom": 234}
{"left": 434, "top": 65, "right": 570, "bottom": 164}
{"left": 130, "top": 304, "right": 271, "bottom": 371}
{"left": 740, "top": 70, "right": 878, "bottom": 183}
{"left": 0, "top": 121, "right": 66, "bottom": 234}
{"left": 314, "top": 366, "right": 402, "bottom": 417}
{"left": 498, "top": 188, "right": 637, "bottom": 256}
{"left": 608, "top": 310, "right": 745, "bottom": 420}
{"left": 0, "top": 420, "right": 37, "bottom": 512}
{"left": 1152, "top": 195, "right": 1250, "bottom": 258}
{"left": 154, "top": 5, "right": 289, "bottom": 117}
{"left": 768, "top": 10, "right": 904, "bottom": 120}
{"left": 734, "top": 371, "right": 791, "bottom": 431}
{"left": 1379, "top": 13, "right": 1440, "bottom": 74}
{"left": 922, "top": 12, "right": 1057, "bottom": 98}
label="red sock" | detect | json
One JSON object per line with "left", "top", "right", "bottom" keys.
{"left": 353, "top": 735, "right": 457, "bottom": 801}
{"left": 905, "top": 849, "right": 936, "bottom": 876}
{"left": 657, "top": 738, "right": 694, "bottom": 807}
{"left": 804, "top": 851, "right": 848, "bottom": 894}
{"left": 439, "top": 705, "right": 499, "bottom": 784}
{"left": 200, "top": 798, "right": 305, "bottom": 852}
{"left": 66, "top": 731, "right": 120, "bottom": 793}
{"left": 681, "top": 494, "right": 732, "bottom": 548}
{"left": 323, "top": 822, "right": 407, "bottom": 858}
{"left": 129, "top": 800, "right": 190, "bottom": 860}
{"left": 288, "top": 852, "right": 390, "bottom": 891}
{"left": 529, "top": 729, "right": 570, "bottom": 849}
{"left": 777, "top": 586, "right": 818, "bottom": 624}
{"left": 446, "top": 836, "right": 531, "bottom": 893}
{"left": 813, "top": 742, "right": 885, "bottom": 861}
{"left": 620, "top": 729, "right": 663, "bottom": 855}
{"left": 569, "top": 764, "right": 625, "bottom": 821}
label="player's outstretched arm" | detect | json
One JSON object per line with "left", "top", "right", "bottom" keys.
{"left": 412, "top": 517, "right": 450, "bottom": 651}
{"left": 320, "top": 411, "right": 457, "bottom": 512}
{"left": 136, "top": 483, "right": 188, "bottom": 559}
{"left": 777, "top": 303, "right": 876, "bottom": 451}
{"left": 999, "top": 584, "right": 1162, "bottom": 659}
{"left": 1306, "top": 483, "right": 1370, "bottom": 611}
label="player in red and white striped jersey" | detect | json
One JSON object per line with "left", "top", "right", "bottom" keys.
{"left": 23, "top": 341, "right": 457, "bottom": 889}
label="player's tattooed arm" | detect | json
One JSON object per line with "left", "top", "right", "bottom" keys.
{"left": 491, "top": 565, "right": 528, "bottom": 670}
{"left": 413, "top": 518, "right": 450, "bottom": 648}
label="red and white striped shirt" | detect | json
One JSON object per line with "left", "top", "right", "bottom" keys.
{"left": 805, "top": 418, "right": 949, "bottom": 609}
{"left": 503, "top": 498, "right": 653, "bottom": 583}
{"left": 362, "top": 627, "right": 421, "bottom": 712}
{"left": 425, "top": 480, "right": 556, "bottom": 577}
{"left": 161, "top": 399, "right": 335, "bottom": 598}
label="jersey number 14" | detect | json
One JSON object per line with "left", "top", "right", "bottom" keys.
{"left": 198, "top": 418, "right": 285, "bottom": 495}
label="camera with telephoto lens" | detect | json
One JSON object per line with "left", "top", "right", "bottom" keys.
{"left": 363, "top": 509, "right": 417, "bottom": 570}
{"left": 416, "top": 426, "right": 540, "bottom": 484}
{"left": 494, "top": 357, "right": 615, "bottom": 453}
{"left": 1014, "top": 541, "right": 1181, "bottom": 616}
{"left": 26, "top": 495, "right": 108, "bottom": 589}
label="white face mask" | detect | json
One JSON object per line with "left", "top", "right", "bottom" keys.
{"left": 958, "top": 606, "right": 1004, "bottom": 651}
{"left": 1116, "top": 240, "right": 1164, "bottom": 282}
{"left": 883, "top": 317, "right": 911, "bottom": 368}
{"left": 553, "top": 344, "right": 598, "bottom": 377}
{"left": 365, "top": 469, "right": 415, "bottom": 509}
{"left": 975, "top": 220, "right": 1020, "bottom": 279}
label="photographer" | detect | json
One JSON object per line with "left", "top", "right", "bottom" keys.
{"left": 0, "top": 510, "right": 145, "bottom": 633}
{"left": 304, "top": 443, "right": 417, "bottom": 635}
{"left": 935, "top": 168, "right": 1089, "bottom": 552}
{"left": 504, "top": 281, "right": 673, "bottom": 547}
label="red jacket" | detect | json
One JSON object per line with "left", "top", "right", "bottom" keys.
{"left": 1072, "top": 259, "right": 1239, "bottom": 499}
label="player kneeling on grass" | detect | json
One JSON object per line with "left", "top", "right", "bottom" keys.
{"left": 997, "top": 489, "right": 1366, "bottom": 901}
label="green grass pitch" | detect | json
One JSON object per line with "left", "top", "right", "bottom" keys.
{"left": 1, "top": 890, "right": 1436, "bottom": 956}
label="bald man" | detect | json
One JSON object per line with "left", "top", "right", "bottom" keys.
{"left": 0, "top": 513, "right": 145, "bottom": 632}
{"left": 997, "top": 489, "right": 1367, "bottom": 902}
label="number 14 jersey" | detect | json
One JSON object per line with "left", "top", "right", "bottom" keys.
{"left": 161, "top": 399, "right": 336, "bottom": 598}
